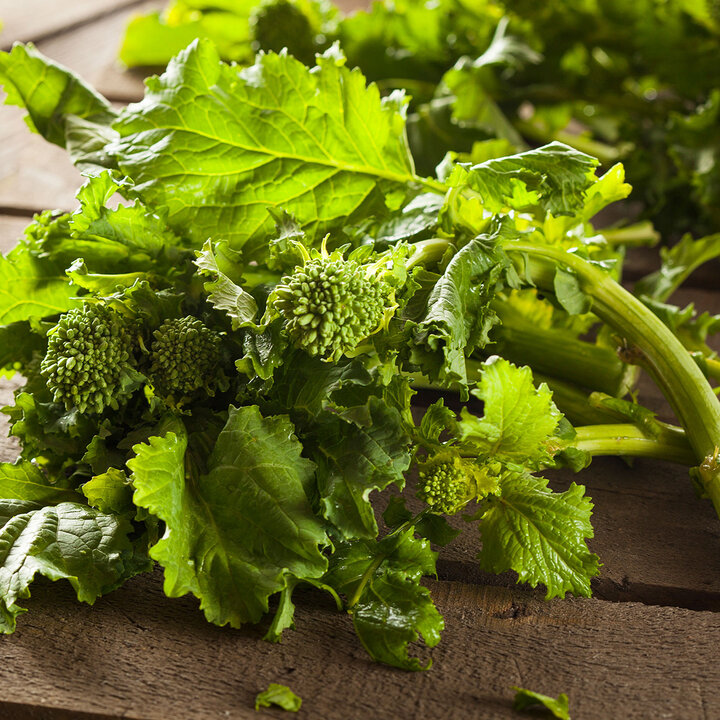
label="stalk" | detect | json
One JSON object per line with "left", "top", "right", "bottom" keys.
{"left": 491, "top": 302, "right": 636, "bottom": 396}
{"left": 573, "top": 423, "right": 695, "bottom": 466}
{"left": 599, "top": 222, "right": 660, "bottom": 248}
{"left": 530, "top": 373, "right": 622, "bottom": 426}
{"left": 508, "top": 243, "right": 720, "bottom": 514}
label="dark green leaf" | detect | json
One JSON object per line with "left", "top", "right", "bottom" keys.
{"left": 129, "top": 408, "right": 328, "bottom": 627}
{"left": 324, "top": 528, "right": 442, "bottom": 670}
{"left": 0, "top": 502, "right": 136, "bottom": 633}
{"left": 310, "top": 398, "right": 411, "bottom": 539}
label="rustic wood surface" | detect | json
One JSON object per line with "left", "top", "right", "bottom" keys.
{"left": 1, "top": 2, "right": 719, "bottom": 719}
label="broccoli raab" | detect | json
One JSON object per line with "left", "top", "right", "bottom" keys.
{"left": 41, "top": 304, "right": 138, "bottom": 414}
{"left": 270, "top": 243, "right": 395, "bottom": 361}
{"left": 149, "top": 316, "right": 223, "bottom": 397}
{"left": 0, "top": 40, "right": 718, "bottom": 672}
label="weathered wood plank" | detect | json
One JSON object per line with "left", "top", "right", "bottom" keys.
{"left": 0, "top": 111, "right": 83, "bottom": 214}
{"left": 0, "top": 1, "right": 163, "bottom": 214}
{"left": 0, "top": 0, "right": 145, "bottom": 50}
{"left": 0, "top": 214, "right": 31, "bottom": 253}
{"left": 1, "top": 572, "right": 718, "bottom": 719}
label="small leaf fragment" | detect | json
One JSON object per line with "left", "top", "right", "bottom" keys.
{"left": 255, "top": 683, "right": 302, "bottom": 712}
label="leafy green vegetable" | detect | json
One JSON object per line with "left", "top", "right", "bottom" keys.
{"left": 109, "top": 40, "right": 424, "bottom": 258}
{"left": 1, "top": 27, "right": 719, "bottom": 674}
{"left": 324, "top": 527, "right": 443, "bottom": 670}
{"left": 255, "top": 682, "right": 302, "bottom": 712}
{"left": 129, "top": 409, "right": 328, "bottom": 627}
{"left": 512, "top": 687, "right": 571, "bottom": 719}
{"left": 0, "top": 502, "right": 137, "bottom": 633}
{"left": 478, "top": 472, "right": 598, "bottom": 599}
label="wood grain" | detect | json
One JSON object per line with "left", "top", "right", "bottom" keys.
{"left": 1, "top": 571, "right": 719, "bottom": 720}
{"left": 0, "top": 214, "right": 30, "bottom": 253}
{"left": 0, "top": 0, "right": 146, "bottom": 49}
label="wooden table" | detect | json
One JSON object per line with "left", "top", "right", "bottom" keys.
{"left": 1, "top": 2, "right": 719, "bottom": 718}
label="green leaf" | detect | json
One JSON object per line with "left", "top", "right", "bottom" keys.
{"left": 81, "top": 468, "right": 134, "bottom": 515}
{"left": 129, "top": 408, "right": 328, "bottom": 627}
{"left": 109, "top": 40, "right": 420, "bottom": 258}
{"left": 553, "top": 267, "right": 593, "bottom": 315}
{"left": 237, "top": 319, "right": 289, "bottom": 380}
{"left": 267, "top": 353, "right": 374, "bottom": 419}
{"left": 324, "top": 528, "right": 443, "bottom": 670}
{"left": 448, "top": 142, "right": 598, "bottom": 217}
{"left": 580, "top": 163, "right": 632, "bottom": 222}
{"left": 635, "top": 232, "right": 720, "bottom": 301}
{"left": 0, "top": 461, "right": 79, "bottom": 505}
{"left": 478, "top": 472, "right": 599, "bottom": 599}
{"left": 442, "top": 19, "right": 538, "bottom": 145}
{"left": 0, "top": 243, "right": 81, "bottom": 325}
{"left": 383, "top": 498, "right": 461, "bottom": 547}
{"left": 254, "top": 683, "right": 302, "bottom": 712}
{"left": 0, "top": 43, "right": 116, "bottom": 148}
{"left": 418, "top": 399, "right": 457, "bottom": 446}
{"left": 641, "top": 296, "right": 720, "bottom": 362}
{"left": 0, "top": 321, "right": 46, "bottom": 375}
{"left": 410, "top": 236, "right": 503, "bottom": 392}
{"left": 262, "top": 576, "right": 299, "bottom": 643}
{"left": 120, "top": 0, "right": 258, "bottom": 69}
{"left": 194, "top": 240, "right": 259, "bottom": 328}
{"left": 512, "top": 687, "right": 571, "bottom": 720}
{"left": 310, "top": 398, "right": 411, "bottom": 539}
{"left": 0, "top": 501, "right": 136, "bottom": 633}
{"left": 458, "top": 357, "right": 563, "bottom": 469}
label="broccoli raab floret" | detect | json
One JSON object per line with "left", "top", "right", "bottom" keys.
{"left": 417, "top": 453, "right": 482, "bottom": 515}
{"left": 250, "top": 0, "right": 319, "bottom": 64}
{"left": 271, "top": 246, "right": 394, "bottom": 361}
{"left": 40, "top": 304, "right": 136, "bottom": 414}
{"left": 149, "top": 316, "right": 222, "bottom": 397}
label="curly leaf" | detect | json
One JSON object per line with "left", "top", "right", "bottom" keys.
{"left": 448, "top": 142, "right": 598, "bottom": 216}
{"left": 478, "top": 472, "right": 599, "bottom": 599}
{"left": 129, "top": 408, "right": 328, "bottom": 627}
{"left": 459, "top": 357, "right": 563, "bottom": 469}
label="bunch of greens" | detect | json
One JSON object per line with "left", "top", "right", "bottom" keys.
{"left": 119, "top": 0, "right": 720, "bottom": 238}
{"left": 0, "top": 39, "right": 718, "bottom": 671}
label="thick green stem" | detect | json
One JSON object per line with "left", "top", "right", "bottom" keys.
{"left": 573, "top": 424, "right": 695, "bottom": 466}
{"left": 530, "top": 373, "right": 622, "bottom": 426}
{"left": 508, "top": 243, "right": 720, "bottom": 515}
{"left": 491, "top": 301, "right": 636, "bottom": 396}
{"left": 600, "top": 221, "right": 660, "bottom": 248}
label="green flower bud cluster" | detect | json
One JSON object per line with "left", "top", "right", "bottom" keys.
{"left": 417, "top": 453, "right": 479, "bottom": 515}
{"left": 149, "top": 316, "right": 222, "bottom": 397}
{"left": 40, "top": 304, "right": 136, "bottom": 414}
{"left": 272, "top": 253, "right": 393, "bottom": 361}
{"left": 250, "top": 0, "right": 318, "bottom": 64}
